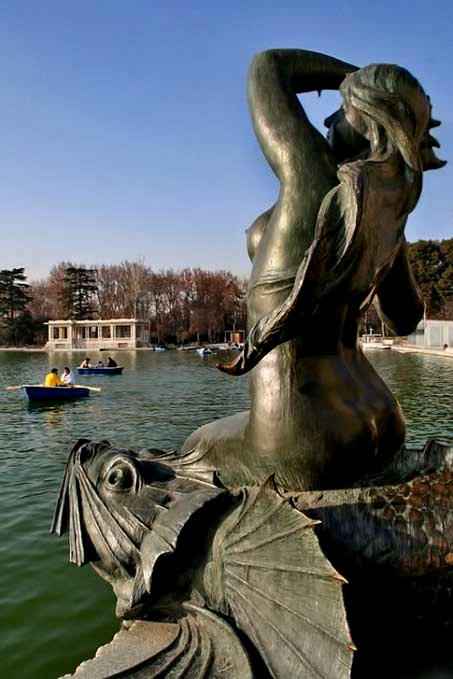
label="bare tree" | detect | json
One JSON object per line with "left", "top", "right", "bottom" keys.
{"left": 116, "top": 259, "right": 150, "bottom": 318}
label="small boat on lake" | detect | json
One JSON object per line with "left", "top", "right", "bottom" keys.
{"left": 77, "top": 366, "right": 124, "bottom": 375}
{"left": 196, "top": 347, "right": 215, "bottom": 356}
{"left": 361, "top": 343, "right": 391, "bottom": 351}
{"left": 230, "top": 342, "right": 244, "bottom": 351}
{"left": 22, "top": 385, "right": 91, "bottom": 401}
{"left": 360, "top": 334, "right": 392, "bottom": 351}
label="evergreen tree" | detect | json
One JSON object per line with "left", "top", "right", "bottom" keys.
{"left": 0, "top": 268, "right": 31, "bottom": 345}
{"left": 407, "top": 239, "right": 453, "bottom": 318}
{"left": 60, "top": 266, "right": 98, "bottom": 319}
{"left": 0, "top": 268, "right": 30, "bottom": 319}
{"left": 438, "top": 240, "right": 453, "bottom": 301}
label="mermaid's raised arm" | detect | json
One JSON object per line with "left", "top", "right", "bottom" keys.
{"left": 218, "top": 52, "right": 361, "bottom": 377}
{"left": 248, "top": 49, "right": 358, "bottom": 183}
{"left": 375, "top": 240, "right": 425, "bottom": 336}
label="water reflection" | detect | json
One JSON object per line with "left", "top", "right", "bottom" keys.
{"left": 27, "top": 401, "right": 74, "bottom": 429}
{"left": 369, "top": 352, "right": 453, "bottom": 447}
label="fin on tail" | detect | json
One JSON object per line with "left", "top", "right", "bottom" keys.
{"left": 214, "top": 481, "right": 355, "bottom": 678}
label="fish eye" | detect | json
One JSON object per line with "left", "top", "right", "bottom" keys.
{"left": 105, "top": 463, "right": 135, "bottom": 491}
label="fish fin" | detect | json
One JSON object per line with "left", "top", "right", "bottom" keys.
{"left": 214, "top": 484, "right": 354, "bottom": 678}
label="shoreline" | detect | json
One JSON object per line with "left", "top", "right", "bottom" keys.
{"left": 0, "top": 346, "right": 185, "bottom": 353}
{"left": 1, "top": 344, "right": 452, "bottom": 358}
{"left": 0, "top": 346, "right": 46, "bottom": 352}
{"left": 392, "top": 344, "right": 453, "bottom": 358}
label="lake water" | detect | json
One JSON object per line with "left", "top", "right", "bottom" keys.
{"left": 0, "top": 349, "right": 452, "bottom": 679}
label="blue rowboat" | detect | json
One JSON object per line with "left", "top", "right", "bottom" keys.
{"left": 77, "top": 366, "right": 124, "bottom": 375}
{"left": 23, "top": 385, "right": 90, "bottom": 401}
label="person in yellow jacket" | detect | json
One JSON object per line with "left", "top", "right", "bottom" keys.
{"left": 44, "top": 368, "right": 65, "bottom": 387}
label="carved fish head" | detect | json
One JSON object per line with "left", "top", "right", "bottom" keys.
{"left": 51, "top": 439, "right": 225, "bottom": 619}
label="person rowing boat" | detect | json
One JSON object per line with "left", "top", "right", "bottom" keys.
{"left": 79, "top": 357, "right": 93, "bottom": 368}
{"left": 44, "top": 368, "right": 66, "bottom": 387}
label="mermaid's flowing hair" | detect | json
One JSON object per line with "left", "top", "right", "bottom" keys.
{"left": 340, "top": 63, "right": 445, "bottom": 216}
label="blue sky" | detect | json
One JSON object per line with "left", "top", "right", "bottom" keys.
{"left": 1, "top": 1, "right": 452, "bottom": 281}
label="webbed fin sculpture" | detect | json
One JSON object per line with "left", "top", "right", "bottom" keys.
{"left": 204, "top": 480, "right": 354, "bottom": 678}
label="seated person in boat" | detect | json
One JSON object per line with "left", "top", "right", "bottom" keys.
{"left": 106, "top": 357, "right": 117, "bottom": 367}
{"left": 79, "top": 357, "right": 92, "bottom": 368}
{"left": 44, "top": 368, "right": 65, "bottom": 387}
{"left": 61, "top": 367, "right": 75, "bottom": 386}
{"left": 97, "top": 360, "right": 104, "bottom": 368}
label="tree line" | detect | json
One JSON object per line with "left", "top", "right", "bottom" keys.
{"left": 0, "top": 238, "right": 451, "bottom": 346}
{"left": 0, "top": 260, "right": 247, "bottom": 346}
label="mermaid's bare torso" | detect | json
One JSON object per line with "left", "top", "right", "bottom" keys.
{"left": 239, "top": 164, "right": 407, "bottom": 488}
{"left": 180, "top": 161, "right": 416, "bottom": 490}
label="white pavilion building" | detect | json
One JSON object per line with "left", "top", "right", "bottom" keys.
{"left": 44, "top": 319, "right": 150, "bottom": 351}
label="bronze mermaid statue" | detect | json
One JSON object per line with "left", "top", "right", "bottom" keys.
{"left": 52, "top": 52, "right": 450, "bottom": 679}
{"left": 177, "top": 49, "right": 445, "bottom": 491}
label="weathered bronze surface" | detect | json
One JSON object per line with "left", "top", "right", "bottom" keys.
{"left": 182, "top": 50, "right": 445, "bottom": 491}
{"left": 52, "top": 439, "right": 354, "bottom": 679}
{"left": 297, "top": 439, "right": 453, "bottom": 677}
{"left": 53, "top": 439, "right": 453, "bottom": 678}
{"left": 52, "top": 50, "right": 449, "bottom": 678}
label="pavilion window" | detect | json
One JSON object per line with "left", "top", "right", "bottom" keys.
{"left": 115, "top": 325, "right": 131, "bottom": 339}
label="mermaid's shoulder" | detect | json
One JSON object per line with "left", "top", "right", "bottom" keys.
{"left": 317, "top": 159, "right": 366, "bottom": 255}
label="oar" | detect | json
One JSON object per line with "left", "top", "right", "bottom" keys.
{"left": 6, "top": 385, "right": 23, "bottom": 390}
{"left": 73, "top": 384, "right": 101, "bottom": 392}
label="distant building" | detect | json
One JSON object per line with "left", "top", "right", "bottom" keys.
{"left": 406, "top": 319, "right": 453, "bottom": 349}
{"left": 44, "top": 319, "right": 150, "bottom": 351}
{"left": 224, "top": 330, "right": 245, "bottom": 344}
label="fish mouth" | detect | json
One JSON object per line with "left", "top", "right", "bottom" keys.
{"left": 51, "top": 439, "right": 147, "bottom": 573}
{"left": 51, "top": 439, "right": 227, "bottom": 619}
{"left": 50, "top": 439, "right": 161, "bottom": 618}
{"left": 91, "top": 559, "right": 150, "bottom": 620}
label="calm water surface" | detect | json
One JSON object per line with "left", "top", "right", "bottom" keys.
{"left": 0, "top": 349, "right": 451, "bottom": 679}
